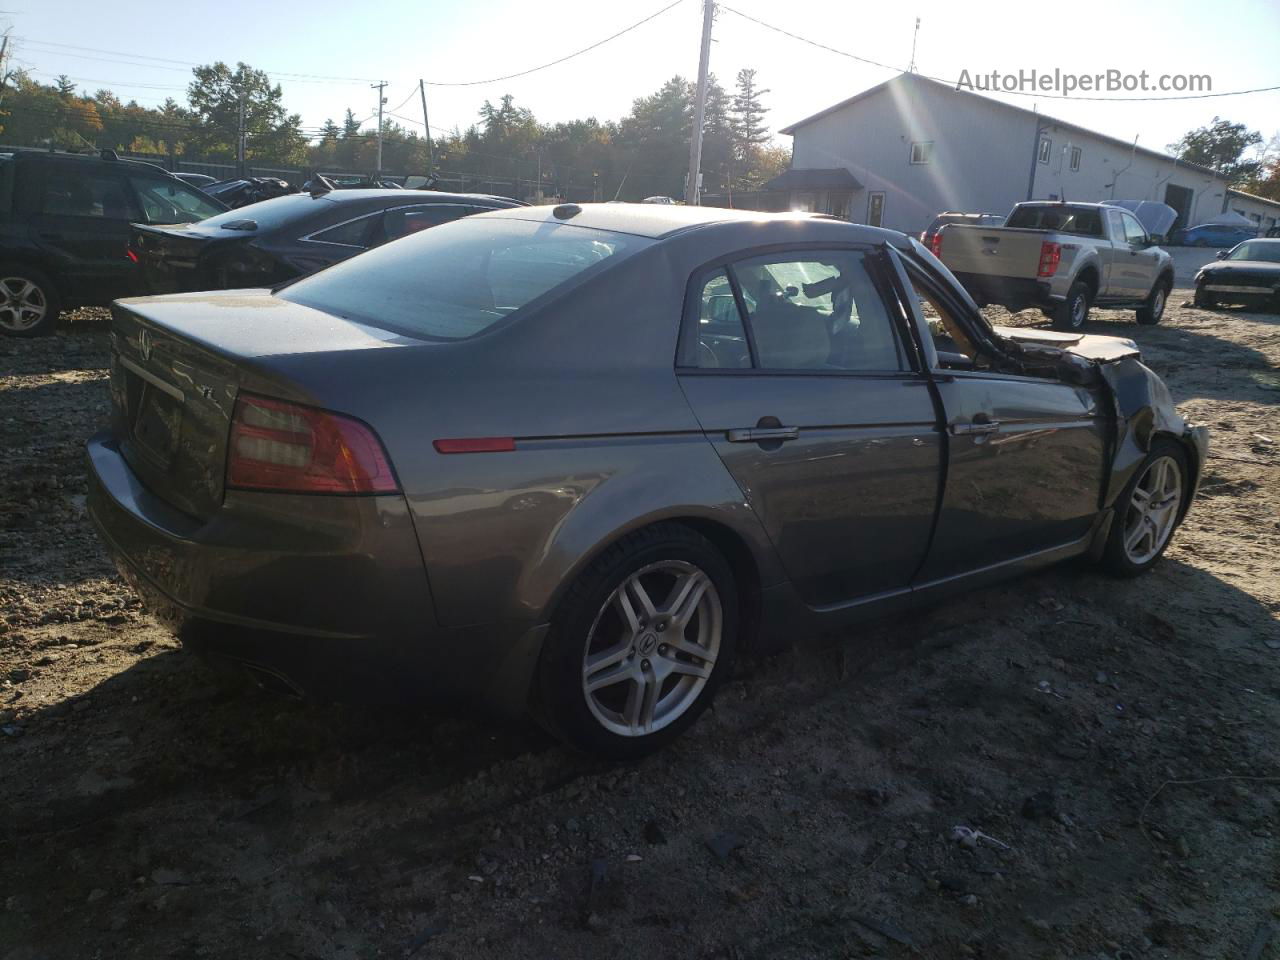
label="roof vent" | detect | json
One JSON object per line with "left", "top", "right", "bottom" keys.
{"left": 552, "top": 203, "right": 581, "bottom": 220}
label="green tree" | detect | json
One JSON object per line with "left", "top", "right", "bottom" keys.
{"left": 54, "top": 74, "right": 76, "bottom": 98}
{"left": 1168, "top": 117, "right": 1264, "bottom": 182}
{"left": 185, "top": 61, "right": 307, "bottom": 166}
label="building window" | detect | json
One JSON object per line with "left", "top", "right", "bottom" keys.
{"left": 1038, "top": 137, "right": 1052, "bottom": 164}
{"left": 1069, "top": 146, "right": 1081, "bottom": 171}
{"left": 909, "top": 141, "right": 933, "bottom": 165}
{"left": 867, "top": 192, "right": 885, "bottom": 227}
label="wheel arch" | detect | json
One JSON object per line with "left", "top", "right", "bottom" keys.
{"left": 536, "top": 509, "right": 774, "bottom": 654}
{"left": 1074, "top": 264, "right": 1100, "bottom": 298}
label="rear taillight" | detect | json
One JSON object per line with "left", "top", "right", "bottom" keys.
{"left": 929, "top": 232, "right": 943, "bottom": 258}
{"left": 226, "top": 393, "right": 398, "bottom": 494}
{"left": 1037, "top": 241, "right": 1062, "bottom": 278}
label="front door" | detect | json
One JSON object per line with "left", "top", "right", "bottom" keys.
{"left": 28, "top": 161, "right": 140, "bottom": 305}
{"left": 677, "top": 247, "right": 941, "bottom": 607}
{"left": 1119, "top": 210, "right": 1160, "bottom": 298}
{"left": 893, "top": 258, "right": 1109, "bottom": 581}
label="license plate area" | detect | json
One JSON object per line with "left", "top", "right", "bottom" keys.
{"left": 131, "top": 377, "right": 183, "bottom": 468}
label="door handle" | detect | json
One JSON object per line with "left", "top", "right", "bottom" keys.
{"left": 727, "top": 426, "right": 799, "bottom": 443}
{"left": 949, "top": 420, "right": 1000, "bottom": 436}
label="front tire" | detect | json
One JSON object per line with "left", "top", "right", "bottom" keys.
{"left": 1193, "top": 286, "right": 1216, "bottom": 309}
{"left": 1052, "top": 281, "right": 1091, "bottom": 331}
{"left": 1136, "top": 279, "right": 1169, "bottom": 325}
{"left": 1099, "top": 439, "right": 1190, "bottom": 578}
{"left": 0, "top": 265, "right": 61, "bottom": 337}
{"left": 535, "top": 523, "right": 738, "bottom": 759}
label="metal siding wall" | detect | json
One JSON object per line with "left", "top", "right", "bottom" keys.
{"left": 788, "top": 77, "right": 1280, "bottom": 233}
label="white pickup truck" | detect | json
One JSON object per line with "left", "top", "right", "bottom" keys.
{"left": 932, "top": 201, "right": 1174, "bottom": 331}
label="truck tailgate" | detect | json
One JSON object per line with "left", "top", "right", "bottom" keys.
{"left": 937, "top": 226, "right": 1048, "bottom": 279}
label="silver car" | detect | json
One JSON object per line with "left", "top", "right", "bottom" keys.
{"left": 86, "top": 203, "right": 1207, "bottom": 757}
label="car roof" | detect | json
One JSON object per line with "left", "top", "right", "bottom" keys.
{"left": 476, "top": 202, "right": 872, "bottom": 240}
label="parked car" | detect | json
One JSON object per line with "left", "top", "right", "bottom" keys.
{"left": 171, "top": 172, "right": 218, "bottom": 190}
{"left": 131, "top": 188, "right": 521, "bottom": 294}
{"left": 202, "top": 177, "right": 295, "bottom": 209}
{"left": 920, "top": 211, "right": 1003, "bottom": 250}
{"left": 0, "top": 149, "right": 228, "bottom": 337}
{"left": 86, "top": 203, "right": 1207, "bottom": 757}
{"left": 1193, "top": 237, "right": 1280, "bottom": 310}
{"left": 934, "top": 201, "right": 1174, "bottom": 330}
{"left": 1173, "top": 223, "right": 1257, "bottom": 247}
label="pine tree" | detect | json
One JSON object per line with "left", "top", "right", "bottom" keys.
{"left": 730, "top": 69, "right": 770, "bottom": 161}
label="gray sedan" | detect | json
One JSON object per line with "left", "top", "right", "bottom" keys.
{"left": 86, "top": 203, "right": 1207, "bottom": 757}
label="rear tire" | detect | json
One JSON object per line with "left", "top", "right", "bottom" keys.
{"left": 1136, "top": 279, "right": 1170, "bottom": 325}
{"left": 1099, "top": 438, "right": 1190, "bottom": 578}
{"left": 0, "top": 265, "right": 61, "bottom": 337}
{"left": 535, "top": 523, "right": 738, "bottom": 759}
{"left": 1052, "top": 281, "right": 1091, "bottom": 331}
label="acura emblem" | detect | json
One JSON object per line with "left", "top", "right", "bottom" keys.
{"left": 138, "top": 329, "right": 152, "bottom": 361}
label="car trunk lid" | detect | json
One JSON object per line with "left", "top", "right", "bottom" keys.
{"left": 131, "top": 222, "right": 239, "bottom": 294}
{"left": 109, "top": 289, "right": 420, "bottom": 520}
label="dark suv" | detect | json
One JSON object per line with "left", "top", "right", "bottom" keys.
{"left": 0, "top": 150, "right": 227, "bottom": 337}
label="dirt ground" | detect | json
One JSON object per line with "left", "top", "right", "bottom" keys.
{"left": 1, "top": 295, "right": 1278, "bottom": 960}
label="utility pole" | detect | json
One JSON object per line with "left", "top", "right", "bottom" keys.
{"left": 684, "top": 0, "right": 714, "bottom": 206}
{"left": 236, "top": 94, "right": 246, "bottom": 177}
{"left": 908, "top": 17, "right": 921, "bottom": 73}
{"left": 418, "top": 79, "right": 433, "bottom": 175}
{"left": 372, "top": 80, "right": 387, "bottom": 176}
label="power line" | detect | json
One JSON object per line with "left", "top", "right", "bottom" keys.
{"left": 720, "top": 5, "right": 1280, "bottom": 102}
{"left": 423, "top": 0, "right": 686, "bottom": 87}
{"left": 13, "top": 36, "right": 378, "bottom": 83}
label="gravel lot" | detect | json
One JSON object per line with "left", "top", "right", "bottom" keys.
{"left": 1, "top": 296, "right": 1278, "bottom": 960}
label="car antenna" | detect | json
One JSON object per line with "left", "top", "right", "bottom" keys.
{"left": 309, "top": 174, "right": 335, "bottom": 198}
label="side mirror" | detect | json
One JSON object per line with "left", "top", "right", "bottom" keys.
{"left": 783, "top": 285, "right": 799, "bottom": 299}
{"left": 1216, "top": 249, "right": 1229, "bottom": 259}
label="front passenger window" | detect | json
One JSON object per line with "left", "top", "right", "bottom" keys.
{"left": 733, "top": 252, "right": 903, "bottom": 372}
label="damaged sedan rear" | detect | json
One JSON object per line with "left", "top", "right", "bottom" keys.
{"left": 86, "top": 204, "right": 1207, "bottom": 758}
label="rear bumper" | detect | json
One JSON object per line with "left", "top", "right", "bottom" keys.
{"left": 85, "top": 432, "right": 541, "bottom": 710}
{"left": 951, "top": 272, "right": 1056, "bottom": 311}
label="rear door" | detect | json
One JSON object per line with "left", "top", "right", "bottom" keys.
{"left": 891, "top": 256, "right": 1108, "bottom": 581}
{"left": 28, "top": 160, "right": 140, "bottom": 303}
{"left": 677, "top": 246, "right": 942, "bottom": 608}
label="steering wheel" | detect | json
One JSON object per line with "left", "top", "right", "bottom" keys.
{"left": 697, "top": 341, "right": 720, "bottom": 368}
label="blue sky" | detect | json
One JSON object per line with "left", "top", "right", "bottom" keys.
{"left": 10, "top": 0, "right": 1280, "bottom": 161}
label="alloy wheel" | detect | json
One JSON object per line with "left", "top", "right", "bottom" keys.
{"left": 0, "top": 277, "right": 48, "bottom": 332}
{"left": 1071, "top": 294, "right": 1087, "bottom": 328}
{"left": 581, "top": 560, "right": 722, "bottom": 738}
{"left": 1151, "top": 288, "right": 1166, "bottom": 320}
{"left": 1122, "top": 455, "right": 1182, "bottom": 565}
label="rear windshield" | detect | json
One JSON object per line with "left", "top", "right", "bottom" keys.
{"left": 1006, "top": 206, "right": 1102, "bottom": 236}
{"left": 278, "top": 216, "right": 648, "bottom": 341}
{"left": 197, "top": 193, "right": 334, "bottom": 232}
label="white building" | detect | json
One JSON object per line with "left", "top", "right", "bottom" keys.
{"left": 768, "top": 73, "right": 1280, "bottom": 236}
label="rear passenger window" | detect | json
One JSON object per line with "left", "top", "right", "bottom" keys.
{"left": 693, "top": 269, "right": 751, "bottom": 369}
{"left": 732, "top": 251, "right": 903, "bottom": 372}
{"left": 374, "top": 204, "right": 470, "bottom": 246}
{"left": 40, "top": 168, "right": 131, "bottom": 219}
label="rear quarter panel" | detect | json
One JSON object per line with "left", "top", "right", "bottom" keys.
{"left": 263, "top": 241, "right": 785, "bottom": 630}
